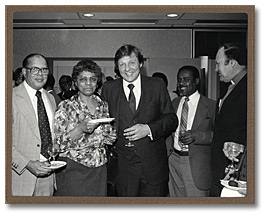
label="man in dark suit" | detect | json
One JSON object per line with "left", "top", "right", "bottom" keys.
{"left": 101, "top": 44, "right": 178, "bottom": 197}
{"left": 167, "top": 65, "right": 216, "bottom": 197}
{"left": 210, "top": 43, "right": 247, "bottom": 196}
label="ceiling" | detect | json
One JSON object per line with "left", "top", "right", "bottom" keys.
{"left": 13, "top": 12, "right": 248, "bottom": 29}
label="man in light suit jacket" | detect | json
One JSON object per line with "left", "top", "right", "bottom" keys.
{"left": 210, "top": 43, "right": 247, "bottom": 196}
{"left": 12, "top": 53, "right": 56, "bottom": 196}
{"left": 167, "top": 65, "right": 216, "bottom": 197}
{"left": 101, "top": 44, "right": 178, "bottom": 197}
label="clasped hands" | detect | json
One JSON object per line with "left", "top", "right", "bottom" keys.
{"left": 123, "top": 124, "right": 150, "bottom": 141}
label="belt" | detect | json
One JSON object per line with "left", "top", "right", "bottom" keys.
{"left": 174, "top": 149, "right": 189, "bottom": 156}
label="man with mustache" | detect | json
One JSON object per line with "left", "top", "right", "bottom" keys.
{"left": 167, "top": 65, "right": 216, "bottom": 197}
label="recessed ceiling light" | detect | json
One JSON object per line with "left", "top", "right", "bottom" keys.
{"left": 166, "top": 13, "right": 179, "bottom": 18}
{"left": 83, "top": 13, "right": 95, "bottom": 18}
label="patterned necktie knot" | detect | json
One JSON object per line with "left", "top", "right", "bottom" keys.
{"left": 36, "top": 90, "right": 42, "bottom": 98}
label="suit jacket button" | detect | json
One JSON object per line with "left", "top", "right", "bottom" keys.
{"left": 37, "top": 144, "right": 40, "bottom": 147}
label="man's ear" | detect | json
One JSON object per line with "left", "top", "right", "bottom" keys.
{"left": 140, "top": 63, "right": 143, "bottom": 68}
{"left": 195, "top": 78, "right": 200, "bottom": 85}
{"left": 22, "top": 68, "right": 27, "bottom": 77}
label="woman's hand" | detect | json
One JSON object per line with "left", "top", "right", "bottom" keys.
{"left": 80, "top": 120, "right": 100, "bottom": 134}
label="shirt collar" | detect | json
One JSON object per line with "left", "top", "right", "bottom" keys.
{"left": 182, "top": 90, "right": 200, "bottom": 105}
{"left": 23, "top": 80, "right": 44, "bottom": 98}
{"left": 123, "top": 74, "right": 141, "bottom": 89}
{"left": 231, "top": 67, "right": 247, "bottom": 85}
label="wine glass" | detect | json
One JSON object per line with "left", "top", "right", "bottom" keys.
{"left": 104, "top": 124, "right": 117, "bottom": 145}
{"left": 47, "top": 147, "right": 60, "bottom": 161}
{"left": 224, "top": 142, "right": 244, "bottom": 171}
{"left": 125, "top": 125, "right": 135, "bottom": 147}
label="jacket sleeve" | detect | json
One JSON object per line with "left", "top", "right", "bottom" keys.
{"left": 148, "top": 81, "right": 178, "bottom": 140}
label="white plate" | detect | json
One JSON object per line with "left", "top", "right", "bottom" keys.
{"left": 44, "top": 161, "right": 67, "bottom": 170}
{"left": 88, "top": 118, "right": 115, "bottom": 124}
{"left": 220, "top": 180, "right": 247, "bottom": 191}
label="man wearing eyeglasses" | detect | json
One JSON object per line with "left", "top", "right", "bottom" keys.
{"left": 12, "top": 53, "right": 57, "bottom": 196}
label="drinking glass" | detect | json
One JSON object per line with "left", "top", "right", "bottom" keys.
{"left": 224, "top": 142, "right": 245, "bottom": 171}
{"left": 104, "top": 124, "right": 117, "bottom": 145}
{"left": 47, "top": 147, "right": 61, "bottom": 161}
{"left": 179, "top": 131, "right": 188, "bottom": 151}
{"left": 125, "top": 125, "right": 135, "bottom": 147}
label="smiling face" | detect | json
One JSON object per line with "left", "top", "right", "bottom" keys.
{"left": 22, "top": 55, "right": 48, "bottom": 90}
{"left": 118, "top": 52, "right": 142, "bottom": 83}
{"left": 177, "top": 69, "right": 198, "bottom": 97}
{"left": 75, "top": 71, "right": 98, "bottom": 97}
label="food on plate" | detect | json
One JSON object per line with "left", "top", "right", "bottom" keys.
{"left": 228, "top": 180, "right": 238, "bottom": 187}
{"left": 228, "top": 180, "right": 247, "bottom": 188}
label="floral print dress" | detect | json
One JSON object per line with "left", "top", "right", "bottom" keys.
{"left": 54, "top": 94, "right": 114, "bottom": 168}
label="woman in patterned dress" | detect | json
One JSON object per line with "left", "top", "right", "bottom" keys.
{"left": 53, "top": 59, "right": 116, "bottom": 196}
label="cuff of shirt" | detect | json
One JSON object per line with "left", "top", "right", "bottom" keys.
{"left": 146, "top": 125, "right": 153, "bottom": 140}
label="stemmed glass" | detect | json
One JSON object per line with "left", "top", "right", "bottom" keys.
{"left": 224, "top": 142, "right": 245, "bottom": 171}
{"left": 47, "top": 147, "right": 61, "bottom": 162}
{"left": 104, "top": 124, "right": 117, "bottom": 145}
{"left": 125, "top": 125, "right": 135, "bottom": 147}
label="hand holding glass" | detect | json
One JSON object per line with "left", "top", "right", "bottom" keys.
{"left": 223, "top": 142, "right": 244, "bottom": 171}
{"left": 179, "top": 131, "right": 188, "bottom": 150}
{"left": 124, "top": 126, "right": 135, "bottom": 147}
{"left": 104, "top": 124, "right": 117, "bottom": 145}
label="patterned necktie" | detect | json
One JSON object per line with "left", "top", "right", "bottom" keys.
{"left": 179, "top": 97, "right": 189, "bottom": 146}
{"left": 36, "top": 91, "right": 52, "bottom": 159}
{"left": 128, "top": 84, "right": 136, "bottom": 113}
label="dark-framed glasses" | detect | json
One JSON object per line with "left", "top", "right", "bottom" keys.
{"left": 25, "top": 67, "right": 49, "bottom": 75}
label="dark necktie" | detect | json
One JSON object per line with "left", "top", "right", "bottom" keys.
{"left": 128, "top": 84, "right": 136, "bottom": 113}
{"left": 179, "top": 97, "right": 189, "bottom": 146}
{"left": 36, "top": 91, "right": 52, "bottom": 159}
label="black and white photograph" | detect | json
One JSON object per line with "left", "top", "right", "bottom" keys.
{"left": 5, "top": 4, "right": 255, "bottom": 206}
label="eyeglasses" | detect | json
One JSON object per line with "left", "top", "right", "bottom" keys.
{"left": 25, "top": 67, "right": 49, "bottom": 75}
{"left": 78, "top": 77, "right": 98, "bottom": 83}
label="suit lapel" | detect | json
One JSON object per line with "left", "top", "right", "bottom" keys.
{"left": 114, "top": 79, "right": 123, "bottom": 131}
{"left": 191, "top": 95, "right": 207, "bottom": 130}
{"left": 136, "top": 75, "right": 151, "bottom": 121}
{"left": 15, "top": 84, "right": 40, "bottom": 140}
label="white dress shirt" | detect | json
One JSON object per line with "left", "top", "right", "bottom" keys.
{"left": 122, "top": 74, "right": 153, "bottom": 139}
{"left": 122, "top": 74, "right": 141, "bottom": 110}
{"left": 174, "top": 91, "right": 200, "bottom": 151}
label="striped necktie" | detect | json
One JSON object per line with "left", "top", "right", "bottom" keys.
{"left": 179, "top": 97, "right": 189, "bottom": 146}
